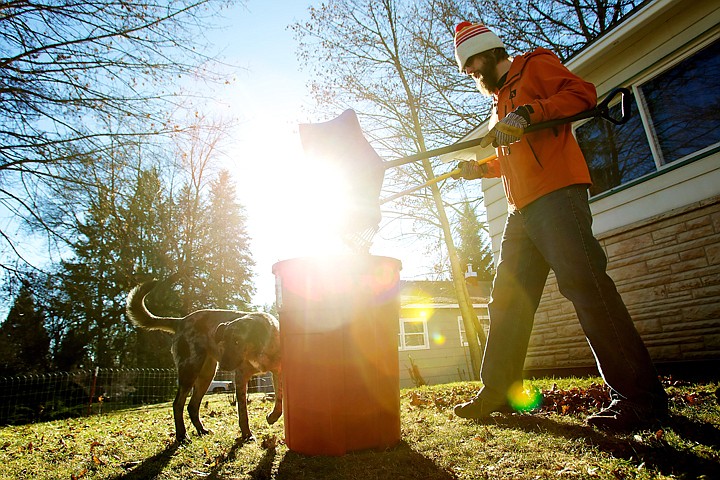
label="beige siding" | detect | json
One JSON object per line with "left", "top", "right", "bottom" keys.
{"left": 526, "top": 196, "right": 720, "bottom": 370}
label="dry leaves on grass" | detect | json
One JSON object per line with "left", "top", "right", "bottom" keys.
{"left": 404, "top": 377, "right": 718, "bottom": 417}
{"left": 404, "top": 383, "right": 611, "bottom": 416}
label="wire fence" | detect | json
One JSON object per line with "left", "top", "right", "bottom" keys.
{"left": 0, "top": 368, "right": 274, "bottom": 426}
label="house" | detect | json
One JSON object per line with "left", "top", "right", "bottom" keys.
{"left": 445, "top": 0, "right": 720, "bottom": 377}
{"left": 397, "top": 278, "right": 491, "bottom": 388}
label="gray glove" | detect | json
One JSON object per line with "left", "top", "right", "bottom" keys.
{"left": 495, "top": 112, "right": 528, "bottom": 146}
{"left": 452, "top": 161, "right": 489, "bottom": 180}
{"left": 480, "top": 106, "right": 532, "bottom": 148}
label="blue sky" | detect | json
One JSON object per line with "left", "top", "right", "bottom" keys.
{"left": 210, "top": 1, "right": 319, "bottom": 306}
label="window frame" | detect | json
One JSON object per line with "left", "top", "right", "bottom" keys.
{"left": 458, "top": 307, "right": 490, "bottom": 347}
{"left": 398, "top": 317, "right": 430, "bottom": 351}
{"left": 575, "top": 34, "right": 720, "bottom": 200}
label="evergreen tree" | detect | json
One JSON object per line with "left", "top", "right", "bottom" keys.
{"left": 0, "top": 283, "right": 50, "bottom": 375}
{"left": 456, "top": 203, "right": 495, "bottom": 282}
{"left": 119, "top": 167, "right": 177, "bottom": 368}
{"left": 203, "top": 170, "right": 256, "bottom": 310}
{"left": 59, "top": 189, "right": 134, "bottom": 368}
{"left": 56, "top": 165, "right": 178, "bottom": 369}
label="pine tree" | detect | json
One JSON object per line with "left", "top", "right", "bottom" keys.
{"left": 203, "top": 170, "right": 256, "bottom": 310}
{"left": 0, "top": 283, "right": 50, "bottom": 375}
{"left": 59, "top": 189, "right": 134, "bottom": 368}
{"left": 118, "top": 167, "right": 177, "bottom": 368}
{"left": 456, "top": 203, "right": 495, "bottom": 282}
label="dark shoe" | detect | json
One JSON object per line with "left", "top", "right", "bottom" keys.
{"left": 454, "top": 396, "right": 513, "bottom": 419}
{"left": 587, "top": 399, "right": 667, "bottom": 431}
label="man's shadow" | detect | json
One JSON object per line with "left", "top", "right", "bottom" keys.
{"left": 480, "top": 413, "right": 720, "bottom": 478}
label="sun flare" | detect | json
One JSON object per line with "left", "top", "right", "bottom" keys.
{"left": 232, "top": 124, "right": 363, "bottom": 260}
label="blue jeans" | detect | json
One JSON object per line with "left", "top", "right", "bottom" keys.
{"left": 480, "top": 185, "right": 665, "bottom": 408}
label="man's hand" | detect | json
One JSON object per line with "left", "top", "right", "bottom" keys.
{"left": 452, "top": 160, "right": 489, "bottom": 180}
{"left": 480, "top": 108, "right": 530, "bottom": 148}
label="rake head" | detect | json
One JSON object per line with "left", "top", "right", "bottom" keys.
{"left": 299, "top": 110, "right": 385, "bottom": 252}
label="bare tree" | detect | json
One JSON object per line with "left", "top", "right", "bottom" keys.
{"left": 461, "top": 0, "right": 646, "bottom": 60}
{"left": 293, "top": 0, "right": 490, "bottom": 378}
{"left": 291, "top": 0, "right": 645, "bottom": 378}
{"left": 0, "top": 0, "right": 235, "bottom": 273}
{"left": 170, "top": 113, "right": 240, "bottom": 313}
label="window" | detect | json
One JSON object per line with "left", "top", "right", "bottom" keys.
{"left": 398, "top": 318, "right": 429, "bottom": 351}
{"left": 458, "top": 307, "right": 490, "bottom": 347}
{"left": 576, "top": 95, "right": 656, "bottom": 196}
{"left": 576, "top": 38, "right": 720, "bottom": 196}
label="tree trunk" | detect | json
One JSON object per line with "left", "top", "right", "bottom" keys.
{"left": 420, "top": 157, "right": 485, "bottom": 380}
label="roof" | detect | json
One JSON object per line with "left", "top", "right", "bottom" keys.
{"left": 400, "top": 280, "right": 491, "bottom": 305}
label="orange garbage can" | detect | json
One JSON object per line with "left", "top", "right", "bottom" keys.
{"left": 272, "top": 255, "right": 402, "bottom": 456}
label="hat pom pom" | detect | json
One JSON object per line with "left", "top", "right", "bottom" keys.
{"left": 455, "top": 21, "right": 473, "bottom": 34}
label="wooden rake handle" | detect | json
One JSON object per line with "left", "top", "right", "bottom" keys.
{"left": 379, "top": 87, "right": 631, "bottom": 205}
{"left": 380, "top": 153, "right": 496, "bottom": 205}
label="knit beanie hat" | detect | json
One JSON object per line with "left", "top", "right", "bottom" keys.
{"left": 454, "top": 21, "right": 505, "bottom": 72}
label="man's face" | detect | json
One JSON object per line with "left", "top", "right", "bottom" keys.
{"left": 464, "top": 52, "right": 499, "bottom": 95}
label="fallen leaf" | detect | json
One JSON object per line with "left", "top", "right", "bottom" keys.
{"left": 71, "top": 468, "right": 88, "bottom": 480}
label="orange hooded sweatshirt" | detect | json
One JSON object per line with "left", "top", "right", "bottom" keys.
{"left": 484, "top": 48, "right": 597, "bottom": 210}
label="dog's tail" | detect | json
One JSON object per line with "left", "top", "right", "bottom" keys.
{"left": 126, "top": 279, "right": 178, "bottom": 333}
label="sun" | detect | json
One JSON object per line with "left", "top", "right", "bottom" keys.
{"left": 230, "top": 122, "right": 359, "bottom": 260}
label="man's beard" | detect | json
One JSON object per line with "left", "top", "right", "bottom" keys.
{"left": 474, "top": 58, "right": 500, "bottom": 95}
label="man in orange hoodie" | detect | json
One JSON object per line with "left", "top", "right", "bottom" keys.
{"left": 451, "top": 21, "right": 667, "bottom": 431}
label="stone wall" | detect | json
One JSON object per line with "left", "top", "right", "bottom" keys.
{"left": 525, "top": 195, "right": 720, "bottom": 372}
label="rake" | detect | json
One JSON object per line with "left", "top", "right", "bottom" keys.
{"left": 299, "top": 88, "right": 630, "bottom": 252}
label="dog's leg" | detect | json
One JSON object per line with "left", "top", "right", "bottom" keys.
{"left": 187, "top": 357, "right": 217, "bottom": 436}
{"left": 173, "top": 384, "right": 192, "bottom": 443}
{"left": 235, "top": 369, "right": 255, "bottom": 442}
{"left": 266, "top": 369, "right": 283, "bottom": 425}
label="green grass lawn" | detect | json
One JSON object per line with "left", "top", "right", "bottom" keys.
{"left": 0, "top": 377, "right": 718, "bottom": 479}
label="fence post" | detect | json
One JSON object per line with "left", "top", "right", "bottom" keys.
{"left": 87, "top": 366, "right": 99, "bottom": 416}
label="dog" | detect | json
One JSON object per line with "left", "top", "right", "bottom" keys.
{"left": 126, "top": 279, "right": 282, "bottom": 443}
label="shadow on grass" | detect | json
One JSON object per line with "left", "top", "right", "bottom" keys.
{"left": 108, "top": 442, "right": 179, "bottom": 480}
{"left": 203, "top": 436, "right": 273, "bottom": 480}
{"left": 480, "top": 413, "right": 720, "bottom": 478}
{"left": 274, "top": 441, "right": 455, "bottom": 480}
{"left": 107, "top": 436, "right": 269, "bottom": 480}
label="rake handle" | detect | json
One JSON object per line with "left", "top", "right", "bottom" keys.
{"left": 380, "top": 153, "right": 496, "bottom": 205}
{"left": 383, "top": 87, "right": 630, "bottom": 170}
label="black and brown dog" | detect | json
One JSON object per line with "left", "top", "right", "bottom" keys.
{"left": 126, "top": 280, "right": 282, "bottom": 443}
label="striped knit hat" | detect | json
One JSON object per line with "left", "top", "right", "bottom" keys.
{"left": 454, "top": 21, "right": 505, "bottom": 72}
